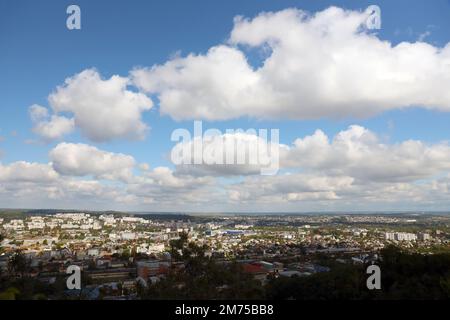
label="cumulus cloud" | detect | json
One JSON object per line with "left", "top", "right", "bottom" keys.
{"left": 0, "top": 158, "right": 220, "bottom": 210}
{"left": 0, "top": 147, "right": 222, "bottom": 209}
{"left": 29, "top": 104, "right": 75, "bottom": 141}
{"left": 30, "top": 69, "right": 153, "bottom": 142}
{"left": 48, "top": 69, "right": 153, "bottom": 142}
{"left": 0, "top": 164, "right": 129, "bottom": 208}
{"left": 0, "top": 161, "right": 59, "bottom": 183}
{"left": 29, "top": 104, "right": 49, "bottom": 122}
{"left": 131, "top": 46, "right": 266, "bottom": 120}
{"left": 219, "top": 125, "right": 450, "bottom": 208}
{"left": 9, "top": 123, "right": 449, "bottom": 211}
{"left": 132, "top": 7, "right": 450, "bottom": 120}
{"left": 282, "top": 125, "right": 450, "bottom": 182}
{"left": 225, "top": 172, "right": 450, "bottom": 211}
{"left": 228, "top": 174, "right": 354, "bottom": 203}
{"left": 126, "top": 166, "right": 218, "bottom": 204}
{"left": 168, "top": 124, "right": 450, "bottom": 183}
{"left": 50, "top": 143, "right": 136, "bottom": 181}
{"left": 3, "top": 135, "right": 450, "bottom": 210}
{"left": 171, "top": 131, "right": 282, "bottom": 176}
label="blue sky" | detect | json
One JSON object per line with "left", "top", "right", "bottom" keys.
{"left": 1, "top": 0, "right": 450, "bottom": 211}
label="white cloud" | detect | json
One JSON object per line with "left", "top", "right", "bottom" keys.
{"left": 29, "top": 104, "right": 49, "bottom": 122}
{"left": 2, "top": 143, "right": 450, "bottom": 211}
{"left": 132, "top": 7, "right": 450, "bottom": 120}
{"left": 227, "top": 173, "right": 354, "bottom": 203}
{"left": 118, "top": 165, "right": 221, "bottom": 206}
{"left": 50, "top": 143, "right": 136, "bottom": 181}
{"left": 131, "top": 45, "right": 265, "bottom": 121}
{"left": 224, "top": 170, "right": 450, "bottom": 210}
{"left": 168, "top": 124, "right": 450, "bottom": 183}
{"left": 0, "top": 172, "right": 129, "bottom": 209}
{"left": 218, "top": 125, "right": 450, "bottom": 208}
{"left": 172, "top": 131, "right": 282, "bottom": 176}
{"left": 0, "top": 160, "right": 140, "bottom": 209}
{"left": 0, "top": 161, "right": 59, "bottom": 183}
{"left": 29, "top": 104, "right": 75, "bottom": 141}
{"left": 282, "top": 125, "right": 450, "bottom": 182}
{"left": 30, "top": 69, "right": 153, "bottom": 142}
{"left": 0, "top": 157, "right": 221, "bottom": 210}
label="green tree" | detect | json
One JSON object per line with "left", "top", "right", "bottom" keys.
{"left": 0, "top": 287, "right": 20, "bottom": 300}
{"left": 8, "top": 250, "right": 31, "bottom": 278}
{"left": 265, "top": 246, "right": 450, "bottom": 300}
{"left": 143, "top": 233, "right": 264, "bottom": 300}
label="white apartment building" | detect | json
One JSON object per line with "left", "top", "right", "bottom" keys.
{"left": 121, "top": 232, "right": 137, "bottom": 240}
{"left": 136, "top": 244, "right": 166, "bottom": 254}
{"left": 27, "top": 221, "right": 45, "bottom": 229}
{"left": 234, "top": 224, "right": 253, "bottom": 230}
{"left": 80, "top": 224, "right": 93, "bottom": 230}
{"left": 418, "top": 233, "right": 431, "bottom": 241}
{"left": 385, "top": 232, "right": 396, "bottom": 240}
{"left": 100, "top": 215, "right": 116, "bottom": 225}
{"left": 3, "top": 219, "right": 24, "bottom": 230}
{"left": 92, "top": 222, "right": 102, "bottom": 230}
{"left": 385, "top": 232, "right": 417, "bottom": 241}
{"left": 148, "top": 243, "right": 165, "bottom": 253}
{"left": 45, "top": 222, "right": 58, "bottom": 229}
{"left": 87, "top": 248, "right": 100, "bottom": 256}
{"left": 55, "top": 213, "right": 90, "bottom": 221}
{"left": 121, "top": 216, "right": 148, "bottom": 224}
{"left": 61, "top": 223, "right": 80, "bottom": 229}
{"left": 394, "top": 232, "right": 417, "bottom": 241}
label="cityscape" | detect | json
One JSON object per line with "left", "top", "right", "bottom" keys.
{"left": 0, "top": 210, "right": 449, "bottom": 300}
{"left": 1, "top": 0, "right": 450, "bottom": 308}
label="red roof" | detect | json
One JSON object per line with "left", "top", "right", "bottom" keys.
{"left": 242, "top": 263, "right": 265, "bottom": 274}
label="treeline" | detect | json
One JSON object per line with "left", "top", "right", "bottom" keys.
{"left": 266, "top": 246, "right": 450, "bottom": 300}
{"left": 142, "top": 237, "right": 450, "bottom": 300}
{"left": 1, "top": 239, "right": 449, "bottom": 300}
